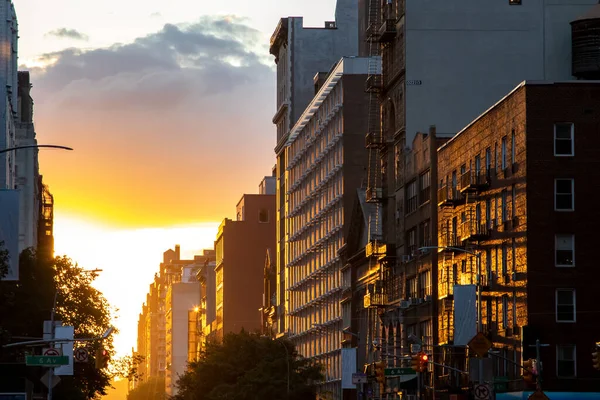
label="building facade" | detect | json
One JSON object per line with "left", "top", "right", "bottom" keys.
{"left": 213, "top": 179, "right": 276, "bottom": 341}
{"left": 437, "top": 81, "right": 600, "bottom": 396}
{"left": 270, "top": 0, "right": 360, "bottom": 338}
{"left": 0, "top": 0, "right": 18, "bottom": 190}
{"left": 285, "top": 57, "right": 371, "bottom": 399}
{"left": 15, "top": 71, "right": 40, "bottom": 252}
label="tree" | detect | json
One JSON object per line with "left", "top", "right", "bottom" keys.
{"left": 173, "top": 331, "right": 323, "bottom": 400}
{"left": 0, "top": 251, "right": 116, "bottom": 399}
{"left": 0, "top": 241, "right": 8, "bottom": 280}
{"left": 127, "top": 376, "right": 166, "bottom": 400}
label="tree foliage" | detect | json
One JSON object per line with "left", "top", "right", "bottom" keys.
{"left": 173, "top": 331, "right": 323, "bottom": 400}
{"left": 0, "top": 250, "right": 116, "bottom": 399}
{"left": 127, "top": 376, "right": 166, "bottom": 400}
{"left": 0, "top": 241, "right": 8, "bottom": 280}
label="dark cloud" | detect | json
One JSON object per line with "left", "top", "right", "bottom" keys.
{"left": 45, "top": 28, "right": 89, "bottom": 41}
{"left": 28, "top": 17, "right": 273, "bottom": 110}
{"left": 26, "top": 16, "right": 277, "bottom": 225}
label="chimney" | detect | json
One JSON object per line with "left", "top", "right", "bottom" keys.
{"left": 175, "top": 245, "right": 181, "bottom": 261}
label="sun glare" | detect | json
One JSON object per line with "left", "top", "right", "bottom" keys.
{"left": 53, "top": 213, "right": 219, "bottom": 356}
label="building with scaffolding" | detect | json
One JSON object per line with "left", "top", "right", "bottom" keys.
{"left": 436, "top": 81, "right": 600, "bottom": 397}
{"left": 285, "top": 56, "right": 371, "bottom": 399}
{"left": 269, "top": 0, "right": 360, "bottom": 340}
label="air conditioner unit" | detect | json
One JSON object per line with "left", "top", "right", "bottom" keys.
{"left": 417, "top": 298, "right": 424, "bottom": 304}
{"left": 424, "top": 295, "right": 432, "bottom": 302}
{"left": 400, "top": 300, "right": 410, "bottom": 309}
{"left": 401, "top": 255, "right": 412, "bottom": 263}
{"left": 410, "top": 298, "right": 419, "bottom": 305}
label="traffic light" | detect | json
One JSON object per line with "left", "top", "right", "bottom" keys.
{"left": 95, "top": 347, "right": 109, "bottom": 369}
{"left": 411, "top": 354, "right": 420, "bottom": 372}
{"left": 593, "top": 344, "right": 600, "bottom": 370}
{"left": 418, "top": 352, "right": 429, "bottom": 373}
{"left": 374, "top": 361, "right": 385, "bottom": 384}
{"left": 522, "top": 359, "right": 537, "bottom": 384}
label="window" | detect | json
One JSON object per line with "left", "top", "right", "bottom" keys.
{"left": 501, "top": 190, "right": 508, "bottom": 222}
{"left": 556, "top": 289, "right": 576, "bottom": 322}
{"left": 259, "top": 209, "right": 270, "bottom": 223}
{"left": 406, "top": 180, "right": 417, "bottom": 214}
{"left": 407, "top": 277, "right": 417, "bottom": 299}
{"left": 511, "top": 129, "right": 516, "bottom": 164}
{"left": 407, "top": 228, "right": 416, "bottom": 256}
{"left": 501, "top": 136, "right": 507, "bottom": 170}
{"left": 502, "top": 244, "right": 508, "bottom": 275}
{"left": 511, "top": 185, "right": 516, "bottom": 219}
{"left": 557, "top": 345, "right": 576, "bottom": 378}
{"left": 419, "top": 219, "right": 431, "bottom": 247}
{"left": 502, "top": 295, "right": 508, "bottom": 329}
{"left": 554, "top": 123, "right": 574, "bottom": 156}
{"left": 555, "top": 179, "right": 574, "bottom": 211}
{"left": 419, "top": 270, "right": 431, "bottom": 297}
{"left": 556, "top": 234, "right": 574, "bottom": 267}
{"left": 485, "top": 147, "right": 492, "bottom": 175}
{"left": 509, "top": 0, "right": 522, "bottom": 4}
{"left": 419, "top": 170, "right": 431, "bottom": 205}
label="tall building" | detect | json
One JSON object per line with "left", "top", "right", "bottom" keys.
{"left": 0, "top": 0, "right": 18, "bottom": 190}
{"left": 191, "top": 249, "right": 215, "bottom": 361}
{"left": 359, "top": 0, "right": 600, "bottom": 389}
{"left": 270, "top": 0, "right": 360, "bottom": 338}
{"left": 285, "top": 56, "right": 371, "bottom": 398}
{"left": 163, "top": 250, "right": 198, "bottom": 397}
{"left": 436, "top": 80, "right": 600, "bottom": 396}
{"left": 15, "top": 71, "right": 40, "bottom": 252}
{"left": 212, "top": 177, "right": 275, "bottom": 341}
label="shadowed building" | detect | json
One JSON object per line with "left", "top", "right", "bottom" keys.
{"left": 212, "top": 177, "right": 276, "bottom": 341}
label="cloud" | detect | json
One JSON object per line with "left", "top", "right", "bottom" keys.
{"left": 45, "top": 28, "right": 89, "bottom": 41}
{"left": 150, "top": 12, "right": 162, "bottom": 18}
{"left": 27, "top": 16, "right": 277, "bottom": 228}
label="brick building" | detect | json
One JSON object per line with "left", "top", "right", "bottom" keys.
{"left": 436, "top": 81, "right": 600, "bottom": 395}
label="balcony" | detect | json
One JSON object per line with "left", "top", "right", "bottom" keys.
{"left": 378, "top": 19, "right": 397, "bottom": 43}
{"left": 437, "top": 186, "right": 464, "bottom": 208}
{"left": 439, "top": 234, "right": 464, "bottom": 251}
{"left": 365, "top": 74, "right": 383, "bottom": 93}
{"left": 460, "top": 170, "right": 489, "bottom": 194}
{"left": 365, "top": 132, "right": 385, "bottom": 149}
{"left": 461, "top": 220, "right": 491, "bottom": 242}
{"left": 366, "top": 186, "right": 383, "bottom": 203}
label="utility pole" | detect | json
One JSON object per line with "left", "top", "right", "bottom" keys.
{"left": 48, "top": 291, "right": 58, "bottom": 400}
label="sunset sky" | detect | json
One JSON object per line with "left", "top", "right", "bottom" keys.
{"left": 18, "top": 0, "right": 337, "bottom": 357}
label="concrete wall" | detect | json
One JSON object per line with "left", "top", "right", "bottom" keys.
{"left": 404, "top": 0, "right": 599, "bottom": 145}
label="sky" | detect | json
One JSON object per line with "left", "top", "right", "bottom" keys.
{"left": 18, "top": 0, "right": 337, "bottom": 359}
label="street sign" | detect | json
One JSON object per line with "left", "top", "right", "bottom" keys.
{"left": 40, "top": 371, "right": 61, "bottom": 389}
{"left": 26, "top": 356, "right": 69, "bottom": 367}
{"left": 410, "top": 343, "right": 421, "bottom": 353}
{"left": 385, "top": 367, "right": 416, "bottom": 376}
{"left": 352, "top": 372, "right": 368, "bottom": 384}
{"left": 473, "top": 383, "right": 492, "bottom": 400}
{"left": 43, "top": 348, "right": 62, "bottom": 356}
{"left": 74, "top": 348, "right": 89, "bottom": 363}
{"left": 468, "top": 332, "right": 492, "bottom": 358}
{"left": 528, "top": 390, "right": 550, "bottom": 400}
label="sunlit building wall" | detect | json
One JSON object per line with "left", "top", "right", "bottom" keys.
{"left": 162, "top": 247, "right": 198, "bottom": 396}
{"left": 285, "top": 57, "right": 370, "bottom": 398}
{"left": 269, "top": 0, "right": 359, "bottom": 338}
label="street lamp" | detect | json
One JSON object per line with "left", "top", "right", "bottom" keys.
{"left": 0, "top": 145, "right": 73, "bottom": 155}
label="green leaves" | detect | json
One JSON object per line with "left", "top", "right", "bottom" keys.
{"left": 173, "top": 331, "right": 323, "bottom": 400}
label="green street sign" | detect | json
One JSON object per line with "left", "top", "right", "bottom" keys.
{"left": 385, "top": 367, "right": 415, "bottom": 376}
{"left": 26, "top": 356, "right": 69, "bottom": 367}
